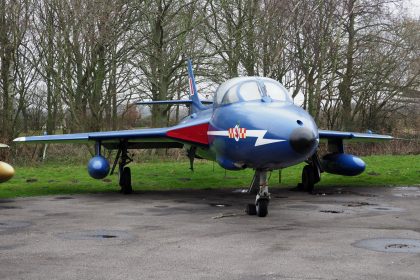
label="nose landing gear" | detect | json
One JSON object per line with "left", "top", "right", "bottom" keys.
{"left": 246, "top": 170, "right": 270, "bottom": 217}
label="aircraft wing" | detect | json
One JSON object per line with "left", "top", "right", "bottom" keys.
{"left": 13, "top": 120, "right": 210, "bottom": 150}
{"left": 0, "top": 144, "right": 9, "bottom": 148}
{"left": 318, "top": 130, "right": 393, "bottom": 142}
{"left": 137, "top": 99, "right": 213, "bottom": 105}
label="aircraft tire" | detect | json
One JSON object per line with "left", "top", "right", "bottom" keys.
{"left": 246, "top": 203, "right": 257, "bottom": 215}
{"left": 256, "top": 199, "right": 268, "bottom": 217}
{"left": 302, "top": 165, "right": 315, "bottom": 193}
{"left": 120, "top": 167, "right": 132, "bottom": 194}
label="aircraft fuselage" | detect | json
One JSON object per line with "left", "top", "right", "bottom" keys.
{"left": 181, "top": 100, "right": 319, "bottom": 171}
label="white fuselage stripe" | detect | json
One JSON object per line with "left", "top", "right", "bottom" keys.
{"left": 207, "top": 131, "right": 229, "bottom": 136}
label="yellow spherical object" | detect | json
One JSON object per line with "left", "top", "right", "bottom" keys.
{"left": 0, "top": 161, "right": 14, "bottom": 183}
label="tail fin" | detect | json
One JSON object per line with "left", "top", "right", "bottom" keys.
{"left": 187, "top": 59, "right": 206, "bottom": 113}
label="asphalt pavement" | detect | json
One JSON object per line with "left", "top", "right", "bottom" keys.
{"left": 1, "top": 185, "right": 420, "bottom": 279}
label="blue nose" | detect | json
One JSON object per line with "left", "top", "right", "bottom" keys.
{"left": 289, "top": 127, "right": 317, "bottom": 155}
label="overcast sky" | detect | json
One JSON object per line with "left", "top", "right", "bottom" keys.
{"left": 406, "top": 0, "right": 420, "bottom": 17}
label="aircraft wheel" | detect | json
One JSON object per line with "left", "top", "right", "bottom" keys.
{"left": 296, "top": 183, "right": 304, "bottom": 190}
{"left": 119, "top": 167, "right": 132, "bottom": 194}
{"left": 256, "top": 199, "right": 268, "bottom": 217}
{"left": 302, "top": 165, "right": 315, "bottom": 193}
{"left": 246, "top": 203, "right": 257, "bottom": 215}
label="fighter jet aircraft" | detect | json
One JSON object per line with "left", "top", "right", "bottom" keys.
{"left": 0, "top": 144, "right": 15, "bottom": 183}
{"left": 14, "top": 60, "right": 393, "bottom": 217}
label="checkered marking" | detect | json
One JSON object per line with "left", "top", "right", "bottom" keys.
{"left": 228, "top": 125, "right": 246, "bottom": 141}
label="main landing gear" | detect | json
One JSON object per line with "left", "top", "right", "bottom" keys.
{"left": 298, "top": 153, "right": 322, "bottom": 193}
{"left": 110, "top": 142, "right": 133, "bottom": 194}
{"left": 246, "top": 170, "right": 270, "bottom": 217}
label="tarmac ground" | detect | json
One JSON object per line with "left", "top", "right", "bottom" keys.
{"left": 1, "top": 185, "right": 420, "bottom": 279}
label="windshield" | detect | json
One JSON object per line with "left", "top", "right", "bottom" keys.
{"left": 238, "top": 81, "right": 261, "bottom": 101}
{"left": 214, "top": 77, "right": 292, "bottom": 107}
{"left": 220, "top": 81, "right": 261, "bottom": 105}
{"left": 261, "top": 81, "right": 292, "bottom": 102}
{"left": 221, "top": 84, "right": 240, "bottom": 105}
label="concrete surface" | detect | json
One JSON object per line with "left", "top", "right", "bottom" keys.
{"left": 1, "top": 185, "right": 420, "bottom": 279}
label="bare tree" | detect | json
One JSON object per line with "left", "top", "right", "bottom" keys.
{"left": 0, "top": 0, "right": 34, "bottom": 142}
{"left": 131, "top": 0, "right": 203, "bottom": 127}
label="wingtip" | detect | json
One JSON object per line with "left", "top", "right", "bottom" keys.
{"left": 13, "top": 137, "right": 26, "bottom": 142}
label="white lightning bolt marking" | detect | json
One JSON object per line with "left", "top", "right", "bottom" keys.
{"left": 246, "top": 130, "right": 285, "bottom": 146}
{"left": 207, "top": 130, "right": 285, "bottom": 147}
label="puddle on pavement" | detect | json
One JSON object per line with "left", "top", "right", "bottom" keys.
{"left": 54, "top": 196, "right": 75, "bottom": 200}
{"left": 319, "top": 209, "right": 344, "bottom": 214}
{"left": 58, "top": 230, "right": 136, "bottom": 241}
{"left": 345, "top": 201, "right": 377, "bottom": 207}
{"left": 0, "top": 220, "right": 32, "bottom": 233}
{"left": 232, "top": 189, "right": 248, "bottom": 193}
{"left": 0, "top": 205, "right": 21, "bottom": 209}
{"left": 0, "top": 199, "right": 15, "bottom": 203}
{"left": 393, "top": 186, "right": 419, "bottom": 191}
{"left": 209, "top": 203, "right": 232, "bottom": 208}
{"left": 392, "top": 186, "right": 420, "bottom": 198}
{"left": 353, "top": 238, "right": 420, "bottom": 253}
{"left": 313, "top": 189, "right": 377, "bottom": 197}
{"left": 366, "top": 206, "right": 404, "bottom": 212}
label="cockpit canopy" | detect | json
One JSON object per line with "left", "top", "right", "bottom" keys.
{"left": 214, "top": 77, "right": 293, "bottom": 107}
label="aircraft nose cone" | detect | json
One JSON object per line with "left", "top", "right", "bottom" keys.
{"left": 290, "top": 127, "right": 318, "bottom": 155}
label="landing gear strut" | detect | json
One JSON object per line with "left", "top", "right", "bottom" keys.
{"left": 111, "top": 141, "right": 133, "bottom": 194}
{"left": 246, "top": 170, "right": 270, "bottom": 217}
{"left": 299, "top": 153, "right": 322, "bottom": 193}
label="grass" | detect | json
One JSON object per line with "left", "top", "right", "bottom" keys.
{"left": 0, "top": 155, "right": 419, "bottom": 198}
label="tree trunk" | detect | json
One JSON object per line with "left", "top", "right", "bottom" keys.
{"left": 340, "top": 0, "right": 356, "bottom": 130}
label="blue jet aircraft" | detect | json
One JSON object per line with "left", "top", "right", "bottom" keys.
{"left": 14, "top": 60, "right": 393, "bottom": 217}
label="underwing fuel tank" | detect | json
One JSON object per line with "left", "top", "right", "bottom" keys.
{"left": 321, "top": 153, "right": 366, "bottom": 176}
{"left": 87, "top": 155, "right": 110, "bottom": 179}
{"left": 0, "top": 161, "right": 15, "bottom": 183}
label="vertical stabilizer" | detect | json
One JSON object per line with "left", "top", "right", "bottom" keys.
{"left": 187, "top": 59, "right": 206, "bottom": 113}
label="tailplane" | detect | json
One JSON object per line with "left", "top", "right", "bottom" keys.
{"left": 137, "top": 60, "right": 211, "bottom": 110}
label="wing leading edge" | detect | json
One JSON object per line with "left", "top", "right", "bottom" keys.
{"left": 14, "top": 121, "right": 210, "bottom": 149}
{"left": 319, "top": 130, "right": 393, "bottom": 142}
